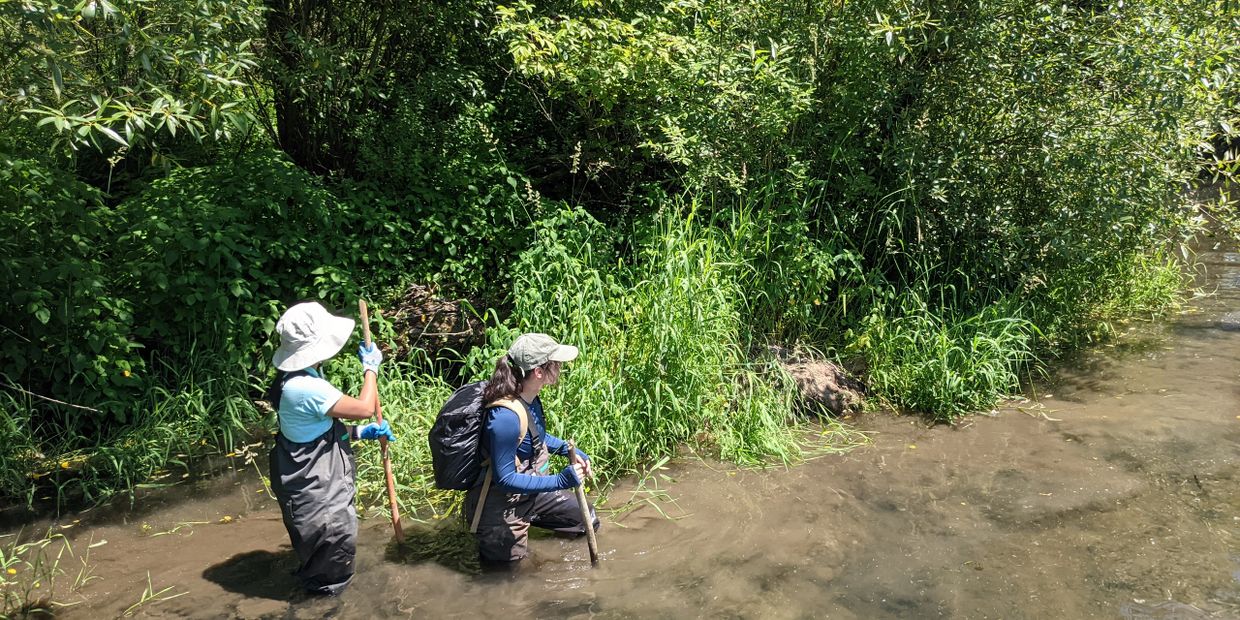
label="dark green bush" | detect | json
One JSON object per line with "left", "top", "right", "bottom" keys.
{"left": 0, "top": 158, "right": 138, "bottom": 421}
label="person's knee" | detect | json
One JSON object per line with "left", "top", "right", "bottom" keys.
{"left": 475, "top": 524, "right": 528, "bottom": 562}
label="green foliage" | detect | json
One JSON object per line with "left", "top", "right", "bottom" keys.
{"left": 0, "top": 392, "right": 39, "bottom": 508}
{"left": 0, "top": 150, "right": 416, "bottom": 506}
{"left": 494, "top": 0, "right": 814, "bottom": 190}
{"left": 0, "top": 157, "right": 135, "bottom": 416}
{"left": 1, "top": 151, "right": 346, "bottom": 425}
{"left": 501, "top": 204, "right": 804, "bottom": 473}
{"left": 854, "top": 295, "right": 1035, "bottom": 423}
{"left": 719, "top": 188, "right": 868, "bottom": 342}
{"left": 2, "top": 0, "right": 1238, "bottom": 510}
{"left": 261, "top": 0, "right": 500, "bottom": 172}
{"left": 0, "top": 0, "right": 264, "bottom": 152}
{"left": 0, "top": 349, "right": 261, "bottom": 510}
{"left": 347, "top": 89, "right": 533, "bottom": 295}
{"left": 113, "top": 150, "right": 362, "bottom": 374}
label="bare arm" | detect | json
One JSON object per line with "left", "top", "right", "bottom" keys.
{"left": 327, "top": 370, "right": 378, "bottom": 420}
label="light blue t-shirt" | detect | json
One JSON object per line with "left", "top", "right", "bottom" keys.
{"left": 278, "top": 367, "right": 344, "bottom": 442}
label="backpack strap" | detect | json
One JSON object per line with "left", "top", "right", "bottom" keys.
{"left": 469, "top": 398, "right": 532, "bottom": 533}
{"left": 270, "top": 369, "right": 312, "bottom": 435}
{"left": 489, "top": 398, "right": 530, "bottom": 458}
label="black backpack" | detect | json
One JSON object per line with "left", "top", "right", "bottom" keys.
{"left": 428, "top": 381, "right": 489, "bottom": 490}
{"left": 428, "top": 380, "right": 531, "bottom": 491}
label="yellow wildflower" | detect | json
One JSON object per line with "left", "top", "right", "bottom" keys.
{"left": 6, "top": 568, "right": 16, "bottom": 575}
{"left": 60, "top": 461, "right": 70, "bottom": 469}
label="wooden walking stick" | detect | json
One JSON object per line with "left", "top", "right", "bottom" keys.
{"left": 567, "top": 440, "right": 599, "bottom": 565}
{"left": 359, "top": 299, "right": 404, "bottom": 543}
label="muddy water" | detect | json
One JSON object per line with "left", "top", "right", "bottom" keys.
{"left": 21, "top": 246, "right": 1240, "bottom": 619}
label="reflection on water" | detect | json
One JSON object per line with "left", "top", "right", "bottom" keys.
{"left": 21, "top": 242, "right": 1240, "bottom": 619}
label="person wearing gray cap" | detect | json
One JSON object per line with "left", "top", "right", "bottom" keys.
{"left": 465, "top": 332, "right": 599, "bottom": 564}
{"left": 264, "top": 301, "right": 397, "bottom": 595}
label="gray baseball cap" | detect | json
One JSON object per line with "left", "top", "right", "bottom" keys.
{"left": 507, "top": 333, "right": 579, "bottom": 372}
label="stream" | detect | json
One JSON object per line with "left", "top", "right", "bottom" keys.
{"left": 8, "top": 241, "right": 1240, "bottom": 619}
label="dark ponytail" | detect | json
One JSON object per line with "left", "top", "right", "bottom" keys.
{"left": 481, "top": 355, "right": 524, "bottom": 404}
{"left": 265, "top": 370, "right": 291, "bottom": 410}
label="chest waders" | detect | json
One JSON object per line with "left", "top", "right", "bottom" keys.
{"left": 269, "top": 418, "right": 358, "bottom": 595}
{"left": 464, "top": 400, "right": 600, "bottom": 563}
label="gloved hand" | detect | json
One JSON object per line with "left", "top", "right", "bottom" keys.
{"left": 357, "top": 420, "right": 396, "bottom": 442}
{"left": 572, "top": 448, "right": 593, "bottom": 479}
{"left": 559, "top": 462, "right": 585, "bottom": 488}
{"left": 358, "top": 342, "right": 382, "bottom": 374}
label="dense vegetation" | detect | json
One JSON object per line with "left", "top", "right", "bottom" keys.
{"left": 0, "top": 0, "right": 1236, "bottom": 515}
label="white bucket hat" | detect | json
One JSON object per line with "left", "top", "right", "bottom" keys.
{"left": 271, "top": 302, "right": 355, "bottom": 371}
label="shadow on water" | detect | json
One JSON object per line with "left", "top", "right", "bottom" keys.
{"left": 201, "top": 548, "right": 300, "bottom": 601}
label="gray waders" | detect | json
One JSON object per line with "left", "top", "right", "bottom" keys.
{"left": 463, "top": 404, "right": 600, "bottom": 563}
{"left": 269, "top": 419, "right": 358, "bottom": 595}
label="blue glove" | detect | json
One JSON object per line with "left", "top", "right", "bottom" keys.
{"left": 558, "top": 463, "right": 583, "bottom": 488}
{"left": 572, "top": 448, "right": 592, "bottom": 479}
{"left": 357, "top": 420, "right": 396, "bottom": 442}
{"left": 358, "top": 342, "right": 382, "bottom": 374}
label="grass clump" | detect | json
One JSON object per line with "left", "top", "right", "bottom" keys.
{"left": 505, "top": 204, "right": 805, "bottom": 476}
{"left": 0, "top": 530, "right": 91, "bottom": 618}
{"left": 854, "top": 295, "right": 1035, "bottom": 423}
{"left": 1, "top": 355, "right": 261, "bottom": 512}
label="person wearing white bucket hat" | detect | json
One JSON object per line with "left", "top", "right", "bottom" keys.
{"left": 265, "top": 301, "right": 396, "bottom": 595}
{"left": 464, "top": 332, "right": 599, "bottom": 565}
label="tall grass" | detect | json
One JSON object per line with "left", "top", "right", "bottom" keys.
{"left": 342, "top": 203, "right": 820, "bottom": 519}
{"left": 0, "top": 390, "right": 39, "bottom": 509}
{"left": 2, "top": 349, "right": 261, "bottom": 512}
{"left": 329, "top": 361, "right": 457, "bottom": 518}
{"left": 1030, "top": 247, "right": 1190, "bottom": 348}
{"left": 855, "top": 294, "right": 1035, "bottom": 423}
{"left": 508, "top": 204, "right": 805, "bottom": 474}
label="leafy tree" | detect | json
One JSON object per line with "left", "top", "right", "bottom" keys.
{"left": 0, "top": 0, "right": 264, "bottom": 158}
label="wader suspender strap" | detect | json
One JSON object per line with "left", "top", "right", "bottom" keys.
{"left": 469, "top": 398, "right": 530, "bottom": 533}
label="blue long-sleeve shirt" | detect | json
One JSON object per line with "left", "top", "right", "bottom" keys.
{"left": 483, "top": 397, "right": 587, "bottom": 494}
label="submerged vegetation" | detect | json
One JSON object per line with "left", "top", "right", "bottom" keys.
{"left": 0, "top": 0, "right": 1237, "bottom": 515}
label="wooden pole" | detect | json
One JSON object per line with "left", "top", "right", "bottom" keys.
{"left": 567, "top": 440, "right": 599, "bottom": 565}
{"left": 359, "top": 300, "right": 404, "bottom": 543}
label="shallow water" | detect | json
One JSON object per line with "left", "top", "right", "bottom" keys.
{"left": 11, "top": 243, "right": 1240, "bottom": 619}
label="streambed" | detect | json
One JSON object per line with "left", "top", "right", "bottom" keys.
{"left": 10, "top": 246, "right": 1240, "bottom": 619}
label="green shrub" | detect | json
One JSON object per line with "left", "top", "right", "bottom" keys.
{"left": 854, "top": 294, "right": 1035, "bottom": 422}
{"left": 0, "top": 158, "right": 139, "bottom": 420}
